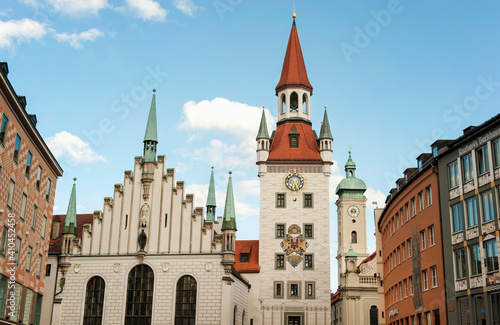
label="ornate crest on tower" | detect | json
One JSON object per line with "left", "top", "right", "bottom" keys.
{"left": 280, "top": 224, "right": 308, "bottom": 267}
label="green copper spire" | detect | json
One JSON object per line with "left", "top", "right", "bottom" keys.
{"left": 62, "top": 177, "right": 78, "bottom": 235}
{"left": 319, "top": 108, "right": 333, "bottom": 139}
{"left": 221, "top": 171, "right": 237, "bottom": 231}
{"left": 256, "top": 109, "right": 270, "bottom": 139}
{"left": 143, "top": 90, "right": 158, "bottom": 163}
{"left": 345, "top": 245, "right": 358, "bottom": 259}
{"left": 336, "top": 149, "right": 367, "bottom": 199}
{"left": 206, "top": 167, "right": 216, "bottom": 222}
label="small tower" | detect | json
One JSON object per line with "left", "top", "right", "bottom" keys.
{"left": 345, "top": 245, "right": 358, "bottom": 273}
{"left": 60, "top": 177, "right": 78, "bottom": 275}
{"left": 142, "top": 90, "right": 158, "bottom": 200}
{"left": 256, "top": 108, "right": 270, "bottom": 176}
{"left": 275, "top": 14, "right": 313, "bottom": 122}
{"left": 335, "top": 150, "right": 368, "bottom": 283}
{"left": 206, "top": 167, "right": 216, "bottom": 222}
{"left": 318, "top": 107, "right": 333, "bottom": 175}
{"left": 221, "top": 171, "right": 237, "bottom": 275}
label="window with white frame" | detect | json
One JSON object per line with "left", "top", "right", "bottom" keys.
{"left": 404, "top": 279, "right": 408, "bottom": 298}
{"left": 448, "top": 161, "right": 459, "bottom": 188}
{"left": 429, "top": 225, "right": 435, "bottom": 247}
{"left": 408, "top": 239, "right": 412, "bottom": 258}
{"left": 431, "top": 266, "right": 437, "bottom": 288}
{"left": 410, "top": 276, "right": 414, "bottom": 295}
{"left": 481, "top": 190, "right": 495, "bottom": 222}
{"left": 402, "top": 242, "right": 406, "bottom": 261}
{"left": 462, "top": 153, "right": 474, "bottom": 182}
{"left": 7, "top": 180, "right": 15, "bottom": 208}
{"left": 405, "top": 203, "right": 410, "bottom": 221}
{"left": 426, "top": 186, "right": 432, "bottom": 206}
{"left": 20, "top": 193, "right": 27, "bottom": 221}
{"left": 423, "top": 270, "right": 429, "bottom": 291}
{"left": 411, "top": 198, "right": 417, "bottom": 216}
{"left": 420, "top": 230, "right": 426, "bottom": 251}
{"left": 418, "top": 192, "right": 424, "bottom": 211}
{"left": 466, "top": 196, "right": 478, "bottom": 227}
{"left": 477, "top": 145, "right": 490, "bottom": 175}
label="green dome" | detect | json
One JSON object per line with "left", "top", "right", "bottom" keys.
{"left": 336, "top": 150, "right": 367, "bottom": 198}
{"left": 345, "top": 245, "right": 358, "bottom": 259}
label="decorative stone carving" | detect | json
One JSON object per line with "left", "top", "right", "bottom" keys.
{"left": 113, "top": 263, "right": 120, "bottom": 273}
{"left": 205, "top": 262, "right": 213, "bottom": 272}
{"left": 359, "top": 263, "right": 373, "bottom": 274}
{"left": 74, "top": 264, "right": 81, "bottom": 273}
{"left": 280, "top": 224, "right": 308, "bottom": 267}
{"left": 140, "top": 204, "right": 150, "bottom": 228}
{"left": 138, "top": 229, "right": 147, "bottom": 252}
{"left": 162, "top": 263, "right": 169, "bottom": 272}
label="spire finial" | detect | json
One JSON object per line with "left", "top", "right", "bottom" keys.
{"left": 73, "top": 177, "right": 77, "bottom": 182}
{"left": 292, "top": 3, "right": 296, "bottom": 19}
{"left": 153, "top": 88, "right": 156, "bottom": 93}
{"left": 348, "top": 144, "right": 352, "bottom": 153}
{"left": 229, "top": 170, "right": 232, "bottom": 175}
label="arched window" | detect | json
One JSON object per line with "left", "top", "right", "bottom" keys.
{"left": 290, "top": 135, "right": 298, "bottom": 148}
{"left": 233, "top": 306, "right": 237, "bottom": 325}
{"left": 281, "top": 94, "right": 286, "bottom": 114}
{"left": 175, "top": 275, "right": 197, "bottom": 325}
{"left": 290, "top": 92, "right": 299, "bottom": 112}
{"left": 302, "top": 94, "right": 307, "bottom": 113}
{"left": 83, "top": 276, "right": 105, "bottom": 325}
{"left": 125, "top": 265, "right": 154, "bottom": 325}
{"left": 370, "top": 305, "right": 379, "bottom": 325}
{"left": 351, "top": 231, "right": 357, "bottom": 244}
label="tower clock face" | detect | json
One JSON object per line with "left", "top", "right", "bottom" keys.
{"left": 284, "top": 172, "right": 305, "bottom": 192}
{"left": 347, "top": 205, "right": 360, "bottom": 217}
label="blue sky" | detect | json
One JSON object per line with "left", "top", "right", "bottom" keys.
{"left": 1, "top": 0, "right": 499, "bottom": 290}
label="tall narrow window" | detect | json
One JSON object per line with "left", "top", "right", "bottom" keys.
{"left": 351, "top": 231, "right": 357, "bottom": 244}
{"left": 429, "top": 226, "right": 435, "bottom": 247}
{"left": 276, "top": 224, "right": 285, "bottom": 238}
{"left": 420, "top": 230, "right": 426, "bottom": 251}
{"left": 26, "top": 246, "right": 32, "bottom": 272}
{"left": 466, "top": 197, "right": 478, "bottom": 227}
{"left": 462, "top": 153, "right": 474, "bottom": 182}
{"left": 84, "top": 276, "right": 105, "bottom": 325}
{"left": 405, "top": 203, "right": 410, "bottom": 221}
{"left": 451, "top": 203, "right": 463, "bottom": 233}
{"left": 431, "top": 266, "right": 438, "bottom": 288}
{"left": 448, "top": 161, "right": 459, "bottom": 188}
{"left": 469, "top": 244, "right": 481, "bottom": 276}
{"left": 477, "top": 145, "right": 490, "bottom": 175}
{"left": 276, "top": 254, "right": 285, "bottom": 269}
{"left": 281, "top": 94, "right": 286, "bottom": 114}
{"left": 485, "top": 240, "right": 499, "bottom": 272}
{"left": 289, "top": 92, "right": 298, "bottom": 112}
{"left": 25, "top": 151, "right": 32, "bottom": 177}
{"left": 13, "top": 134, "right": 21, "bottom": 162}
{"left": 426, "top": 186, "right": 432, "bottom": 206}
{"left": 41, "top": 215, "right": 47, "bottom": 239}
{"left": 45, "top": 178, "right": 51, "bottom": 201}
{"left": 302, "top": 94, "right": 307, "bottom": 113}
{"left": 304, "top": 224, "right": 313, "bottom": 238}
{"left": 32, "top": 205, "right": 38, "bottom": 230}
{"left": 290, "top": 135, "right": 298, "bottom": 148}
{"left": 7, "top": 179, "right": 15, "bottom": 208}
{"left": 125, "top": 264, "right": 154, "bottom": 325}
{"left": 274, "top": 281, "right": 283, "bottom": 298}
{"left": 20, "top": 193, "right": 27, "bottom": 221}
{"left": 411, "top": 197, "right": 417, "bottom": 216}
{"left": 15, "top": 237, "right": 21, "bottom": 264}
{"left": 0, "top": 276, "right": 7, "bottom": 318}
{"left": 304, "top": 254, "right": 313, "bottom": 269}
{"left": 493, "top": 138, "right": 500, "bottom": 168}
{"left": 0, "top": 227, "right": 7, "bottom": 255}
{"left": 276, "top": 193, "right": 285, "bottom": 208}
{"left": 418, "top": 192, "right": 424, "bottom": 211}
{"left": 36, "top": 165, "right": 43, "bottom": 190}
{"left": 36, "top": 255, "right": 42, "bottom": 278}
{"left": 303, "top": 194, "right": 312, "bottom": 207}
{"left": 175, "top": 275, "right": 197, "bottom": 325}
{"left": 0, "top": 114, "right": 8, "bottom": 145}
{"left": 164, "top": 214, "right": 168, "bottom": 228}
{"left": 481, "top": 190, "right": 495, "bottom": 222}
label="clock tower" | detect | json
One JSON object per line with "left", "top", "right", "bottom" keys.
{"left": 335, "top": 150, "right": 368, "bottom": 283}
{"left": 256, "top": 13, "right": 333, "bottom": 325}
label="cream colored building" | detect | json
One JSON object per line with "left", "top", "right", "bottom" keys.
{"left": 331, "top": 153, "right": 378, "bottom": 325}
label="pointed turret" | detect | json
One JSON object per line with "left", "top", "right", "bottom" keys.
{"left": 221, "top": 171, "right": 237, "bottom": 231}
{"left": 62, "top": 177, "right": 78, "bottom": 235}
{"left": 256, "top": 109, "right": 270, "bottom": 139}
{"left": 276, "top": 13, "right": 313, "bottom": 121}
{"left": 319, "top": 109, "right": 333, "bottom": 139}
{"left": 206, "top": 167, "right": 216, "bottom": 222}
{"left": 143, "top": 90, "right": 158, "bottom": 163}
{"left": 276, "top": 16, "right": 312, "bottom": 94}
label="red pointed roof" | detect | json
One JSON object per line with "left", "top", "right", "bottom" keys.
{"left": 50, "top": 213, "right": 94, "bottom": 253}
{"left": 276, "top": 20, "right": 313, "bottom": 94}
{"left": 268, "top": 122, "right": 321, "bottom": 162}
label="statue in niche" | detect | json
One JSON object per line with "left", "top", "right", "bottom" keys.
{"left": 138, "top": 229, "right": 147, "bottom": 252}
{"left": 140, "top": 203, "right": 149, "bottom": 228}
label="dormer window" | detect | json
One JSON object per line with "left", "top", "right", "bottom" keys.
{"left": 290, "top": 135, "right": 298, "bottom": 148}
{"left": 290, "top": 92, "right": 298, "bottom": 112}
{"left": 240, "top": 253, "right": 249, "bottom": 263}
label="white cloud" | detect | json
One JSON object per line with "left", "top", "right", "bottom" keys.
{"left": 192, "top": 139, "right": 254, "bottom": 170}
{"left": 0, "top": 10, "right": 10, "bottom": 17}
{"left": 44, "top": 0, "right": 109, "bottom": 16}
{"left": 236, "top": 179, "right": 260, "bottom": 197}
{"left": 54, "top": 28, "right": 104, "bottom": 48}
{"left": 364, "top": 187, "right": 386, "bottom": 208}
{"left": 174, "top": 0, "right": 199, "bottom": 16}
{"left": 0, "top": 18, "right": 49, "bottom": 50}
{"left": 46, "top": 131, "right": 107, "bottom": 164}
{"left": 125, "top": 0, "right": 168, "bottom": 21}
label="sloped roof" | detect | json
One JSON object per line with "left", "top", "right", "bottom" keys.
{"left": 233, "top": 240, "right": 259, "bottom": 273}
{"left": 276, "top": 20, "right": 312, "bottom": 94}
{"left": 268, "top": 122, "right": 321, "bottom": 162}
{"left": 50, "top": 213, "right": 94, "bottom": 253}
{"left": 359, "top": 251, "right": 376, "bottom": 266}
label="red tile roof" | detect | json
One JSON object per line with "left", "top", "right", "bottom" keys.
{"left": 233, "top": 240, "right": 259, "bottom": 273}
{"left": 49, "top": 213, "right": 94, "bottom": 253}
{"left": 276, "top": 21, "right": 312, "bottom": 94}
{"left": 331, "top": 290, "right": 340, "bottom": 304}
{"left": 359, "top": 251, "right": 376, "bottom": 266}
{"left": 268, "top": 122, "right": 321, "bottom": 162}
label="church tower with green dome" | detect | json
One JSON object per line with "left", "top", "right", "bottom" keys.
{"left": 335, "top": 149, "right": 369, "bottom": 283}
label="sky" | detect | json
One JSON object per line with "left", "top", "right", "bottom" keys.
{"left": 1, "top": 0, "right": 500, "bottom": 291}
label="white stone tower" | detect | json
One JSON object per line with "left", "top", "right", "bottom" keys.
{"left": 335, "top": 150, "right": 368, "bottom": 282}
{"left": 257, "top": 12, "right": 333, "bottom": 325}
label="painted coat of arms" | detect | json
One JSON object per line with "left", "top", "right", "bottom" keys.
{"left": 280, "top": 224, "right": 308, "bottom": 267}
